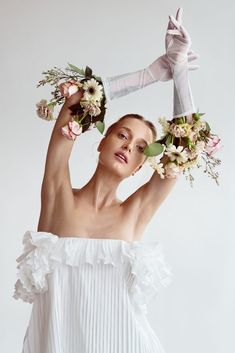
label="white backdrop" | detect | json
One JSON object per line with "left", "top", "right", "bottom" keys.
{"left": 1, "top": 0, "right": 234, "bottom": 352}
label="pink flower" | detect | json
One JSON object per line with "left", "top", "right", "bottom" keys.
{"left": 164, "top": 162, "right": 182, "bottom": 178}
{"left": 36, "top": 99, "right": 54, "bottom": 120}
{"left": 204, "top": 135, "right": 222, "bottom": 156}
{"left": 61, "top": 120, "right": 83, "bottom": 141}
{"left": 68, "top": 120, "right": 83, "bottom": 136}
{"left": 188, "top": 130, "right": 197, "bottom": 142}
{"left": 59, "top": 79, "right": 80, "bottom": 98}
{"left": 61, "top": 125, "right": 76, "bottom": 141}
{"left": 169, "top": 123, "right": 188, "bottom": 137}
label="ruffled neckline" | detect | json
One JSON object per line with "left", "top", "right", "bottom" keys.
{"left": 13, "top": 230, "right": 173, "bottom": 314}
{"left": 40, "top": 231, "right": 140, "bottom": 244}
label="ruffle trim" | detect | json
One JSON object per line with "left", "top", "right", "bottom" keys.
{"left": 13, "top": 230, "right": 172, "bottom": 311}
{"left": 123, "top": 241, "right": 173, "bottom": 314}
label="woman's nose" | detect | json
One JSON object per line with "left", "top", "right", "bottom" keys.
{"left": 122, "top": 143, "right": 132, "bottom": 152}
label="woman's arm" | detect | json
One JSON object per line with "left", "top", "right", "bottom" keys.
{"left": 40, "top": 90, "right": 84, "bottom": 202}
{"left": 122, "top": 9, "right": 197, "bottom": 225}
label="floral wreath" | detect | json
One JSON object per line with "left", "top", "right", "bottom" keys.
{"left": 36, "top": 63, "right": 222, "bottom": 187}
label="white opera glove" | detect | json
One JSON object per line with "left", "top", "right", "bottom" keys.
{"left": 165, "top": 8, "right": 197, "bottom": 117}
{"left": 101, "top": 52, "right": 199, "bottom": 102}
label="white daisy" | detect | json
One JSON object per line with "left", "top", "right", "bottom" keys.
{"left": 83, "top": 78, "right": 103, "bottom": 102}
{"left": 164, "top": 144, "right": 188, "bottom": 164}
{"left": 148, "top": 157, "right": 165, "bottom": 179}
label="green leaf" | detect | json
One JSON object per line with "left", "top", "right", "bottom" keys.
{"left": 205, "top": 121, "right": 211, "bottom": 132}
{"left": 143, "top": 142, "right": 164, "bottom": 157}
{"left": 175, "top": 117, "right": 184, "bottom": 124}
{"left": 47, "top": 102, "right": 56, "bottom": 108}
{"left": 85, "top": 66, "right": 92, "bottom": 78}
{"left": 193, "top": 112, "right": 205, "bottom": 121}
{"left": 184, "top": 136, "right": 193, "bottom": 148}
{"left": 67, "top": 63, "right": 85, "bottom": 76}
{"left": 165, "top": 134, "right": 173, "bottom": 146}
{"left": 96, "top": 121, "right": 105, "bottom": 134}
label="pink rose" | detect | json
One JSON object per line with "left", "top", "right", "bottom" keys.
{"left": 204, "top": 135, "right": 222, "bottom": 156}
{"left": 61, "top": 120, "right": 83, "bottom": 141}
{"left": 61, "top": 125, "right": 76, "bottom": 141}
{"left": 59, "top": 79, "right": 79, "bottom": 98}
{"left": 36, "top": 99, "right": 54, "bottom": 120}
{"left": 68, "top": 120, "right": 83, "bottom": 136}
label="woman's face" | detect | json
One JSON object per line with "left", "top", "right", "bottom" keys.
{"left": 97, "top": 118, "right": 153, "bottom": 178}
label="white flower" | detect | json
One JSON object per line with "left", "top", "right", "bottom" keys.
{"left": 164, "top": 162, "right": 182, "bottom": 178}
{"left": 158, "top": 117, "right": 170, "bottom": 134}
{"left": 185, "top": 147, "right": 198, "bottom": 160}
{"left": 82, "top": 78, "right": 103, "bottom": 102}
{"left": 148, "top": 157, "right": 165, "bottom": 179}
{"left": 195, "top": 140, "right": 205, "bottom": 154}
{"left": 80, "top": 100, "right": 101, "bottom": 116}
{"left": 165, "top": 144, "right": 188, "bottom": 164}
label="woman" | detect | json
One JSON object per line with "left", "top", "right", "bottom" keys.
{"left": 14, "top": 8, "right": 198, "bottom": 353}
{"left": 37, "top": 97, "right": 177, "bottom": 242}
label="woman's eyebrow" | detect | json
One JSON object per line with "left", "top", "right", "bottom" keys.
{"left": 120, "top": 126, "right": 148, "bottom": 145}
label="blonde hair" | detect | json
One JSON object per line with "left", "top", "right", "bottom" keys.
{"left": 104, "top": 113, "right": 157, "bottom": 142}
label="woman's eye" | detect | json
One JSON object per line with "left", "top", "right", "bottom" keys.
{"left": 118, "top": 133, "right": 144, "bottom": 153}
{"left": 138, "top": 146, "right": 145, "bottom": 153}
{"left": 118, "top": 133, "right": 127, "bottom": 139}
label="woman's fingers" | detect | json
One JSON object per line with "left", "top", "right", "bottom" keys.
{"left": 169, "top": 15, "right": 181, "bottom": 30}
{"left": 175, "top": 7, "right": 183, "bottom": 25}
{"left": 166, "top": 29, "right": 182, "bottom": 36}
{"left": 188, "top": 64, "right": 200, "bottom": 70}
{"left": 169, "top": 15, "right": 191, "bottom": 42}
{"left": 187, "top": 52, "right": 199, "bottom": 61}
{"left": 180, "top": 24, "right": 191, "bottom": 41}
{"left": 166, "top": 29, "right": 181, "bottom": 36}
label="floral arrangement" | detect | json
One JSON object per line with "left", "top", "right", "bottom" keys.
{"left": 145, "top": 113, "right": 222, "bottom": 187}
{"left": 36, "top": 63, "right": 107, "bottom": 138}
{"left": 36, "top": 64, "right": 222, "bottom": 187}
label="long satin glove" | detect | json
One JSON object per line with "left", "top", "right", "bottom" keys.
{"left": 101, "top": 51, "right": 199, "bottom": 102}
{"left": 165, "top": 8, "right": 197, "bottom": 117}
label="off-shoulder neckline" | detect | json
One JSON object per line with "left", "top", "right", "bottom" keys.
{"left": 33, "top": 230, "right": 140, "bottom": 244}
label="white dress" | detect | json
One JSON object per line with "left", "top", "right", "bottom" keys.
{"left": 13, "top": 230, "right": 173, "bottom": 353}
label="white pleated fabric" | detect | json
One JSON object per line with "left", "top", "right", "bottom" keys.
{"left": 13, "top": 230, "right": 173, "bottom": 353}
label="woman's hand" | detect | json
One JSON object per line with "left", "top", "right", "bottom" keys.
{"left": 165, "top": 8, "right": 197, "bottom": 117}
{"left": 64, "top": 89, "right": 84, "bottom": 108}
{"left": 59, "top": 80, "right": 84, "bottom": 110}
{"left": 165, "top": 8, "right": 192, "bottom": 67}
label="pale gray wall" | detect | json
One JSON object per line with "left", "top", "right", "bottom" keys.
{"left": 1, "top": 0, "right": 234, "bottom": 352}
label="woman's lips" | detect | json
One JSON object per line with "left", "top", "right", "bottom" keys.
{"left": 114, "top": 154, "right": 127, "bottom": 163}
